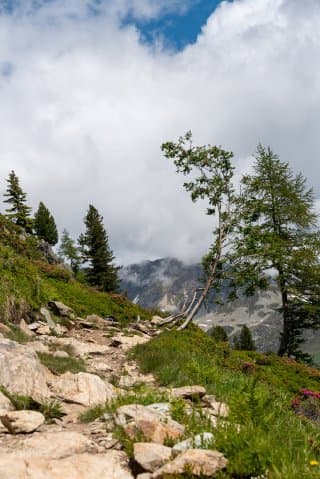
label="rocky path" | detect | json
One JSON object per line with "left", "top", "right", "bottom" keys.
{"left": 0, "top": 303, "right": 228, "bottom": 478}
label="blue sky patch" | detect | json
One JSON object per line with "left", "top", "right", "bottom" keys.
{"left": 123, "top": 0, "right": 225, "bottom": 51}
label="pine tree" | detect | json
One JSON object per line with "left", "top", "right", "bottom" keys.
{"left": 209, "top": 325, "right": 228, "bottom": 342}
{"left": 78, "top": 205, "right": 119, "bottom": 292}
{"left": 236, "top": 145, "right": 320, "bottom": 357}
{"left": 34, "top": 202, "right": 58, "bottom": 245}
{"left": 58, "top": 229, "right": 80, "bottom": 274}
{"left": 4, "top": 170, "right": 33, "bottom": 233}
{"left": 234, "top": 325, "right": 256, "bottom": 351}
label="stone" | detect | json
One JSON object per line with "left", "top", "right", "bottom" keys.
{"left": 0, "top": 410, "right": 45, "bottom": 434}
{"left": 47, "top": 337, "right": 109, "bottom": 357}
{"left": 52, "top": 372, "right": 116, "bottom": 406}
{"left": 207, "top": 401, "right": 229, "bottom": 418}
{"left": 119, "top": 375, "right": 137, "bottom": 388}
{"left": 172, "top": 433, "right": 214, "bottom": 453}
{"left": 111, "top": 333, "right": 149, "bottom": 351}
{"left": 40, "top": 307, "right": 56, "bottom": 329}
{"left": 48, "top": 301, "right": 74, "bottom": 317}
{"left": 36, "top": 325, "right": 52, "bottom": 335}
{"left": 137, "top": 474, "right": 152, "bottom": 479}
{"left": 28, "top": 322, "right": 43, "bottom": 331}
{"left": 146, "top": 403, "right": 171, "bottom": 416}
{"left": 26, "top": 342, "right": 50, "bottom": 354}
{"left": 19, "top": 318, "right": 35, "bottom": 337}
{"left": 0, "top": 451, "right": 133, "bottom": 479}
{"left": 0, "top": 323, "right": 11, "bottom": 335}
{"left": 117, "top": 404, "right": 184, "bottom": 444}
{"left": 0, "top": 337, "right": 51, "bottom": 401}
{"left": 53, "top": 350, "right": 69, "bottom": 358}
{"left": 152, "top": 449, "right": 227, "bottom": 478}
{"left": 134, "top": 443, "right": 172, "bottom": 472}
{"left": 172, "top": 386, "right": 207, "bottom": 400}
{"left": 15, "top": 431, "right": 97, "bottom": 459}
{"left": 0, "top": 391, "right": 14, "bottom": 412}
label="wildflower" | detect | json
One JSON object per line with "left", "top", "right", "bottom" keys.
{"left": 310, "top": 460, "right": 319, "bottom": 466}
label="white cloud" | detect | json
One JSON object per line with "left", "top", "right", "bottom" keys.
{"left": 0, "top": 0, "right": 320, "bottom": 265}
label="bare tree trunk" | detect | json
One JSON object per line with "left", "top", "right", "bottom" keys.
{"left": 177, "top": 252, "right": 221, "bottom": 330}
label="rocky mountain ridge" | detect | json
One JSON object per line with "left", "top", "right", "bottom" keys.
{"left": 120, "top": 257, "right": 320, "bottom": 355}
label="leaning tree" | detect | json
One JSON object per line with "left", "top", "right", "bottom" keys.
{"left": 161, "top": 131, "right": 239, "bottom": 330}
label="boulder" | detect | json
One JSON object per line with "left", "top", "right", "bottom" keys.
{"left": 152, "top": 449, "right": 227, "bottom": 478}
{"left": 53, "top": 350, "right": 69, "bottom": 358}
{"left": 0, "top": 323, "right": 11, "bottom": 335}
{"left": 19, "top": 318, "right": 35, "bottom": 337}
{"left": 117, "top": 404, "right": 184, "bottom": 444}
{"left": 48, "top": 301, "right": 74, "bottom": 318}
{"left": 52, "top": 372, "right": 115, "bottom": 406}
{"left": 15, "top": 431, "right": 97, "bottom": 459}
{"left": 172, "top": 432, "right": 214, "bottom": 453}
{"left": 0, "top": 410, "right": 45, "bottom": 434}
{"left": 111, "top": 333, "right": 149, "bottom": 351}
{"left": 40, "top": 308, "right": 56, "bottom": 329}
{"left": 0, "top": 391, "right": 14, "bottom": 412}
{"left": 172, "top": 386, "right": 207, "bottom": 400}
{"left": 0, "top": 451, "right": 133, "bottom": 479}
{"left": 0, "top": 337, "right": 51, "bottom": 401}
{"left": 134, "top": 443, "right": 172, "bottom": 472}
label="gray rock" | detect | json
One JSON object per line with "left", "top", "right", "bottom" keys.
{"left": 0, "top": 337, "right": 51, "bottom": 402}
{"left": 134, "top": 442, "right": 172, "bottom": 472}
{"left": 172, "top": 432, "right": 214, "bottom": 453}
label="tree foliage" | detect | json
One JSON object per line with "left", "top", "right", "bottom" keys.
{"left": 161, "top": 131, "right": 239, "bottom": 329}
{"left": 3, "top": 170, "right": 33, "bottom": 233}
{"left": 209, "top": 325, "right": 228, "bottom": 342}
{"left": 235, "top": 145, "right": 320, "bottom": 357}
{"left": 78, "top": 205, "right": 119, "bottom": 292}
{"left": 58, "top": 229, "right": 80, "bottom": 273}
{"left": 34, "top": 202, "right": 58, "bottom": 245}
{"left": 234, "top": 325, "right": 256, "bottom": 351}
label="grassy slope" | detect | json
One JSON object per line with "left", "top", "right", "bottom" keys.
{"left": 0, "top": 215, "right": 151, "bottom": 325}
{"left": 133, "top": 328, "right": 320, "bottom": 479}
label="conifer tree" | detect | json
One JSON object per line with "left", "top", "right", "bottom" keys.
{"left": 234, "top": 325, "right": 256, "bottom": 351}
{"left": 34, "top": 202, "right": 58, "bottom": 245}
{"left": 78, "top": 205, "right": 119, "bottom": 292}
{"left": 58, "top": 229, "right": 80, "bottom": 274}
{"left": 236, "top": 145, "right": 320, "bottom": 357}
{"left": 209, "top": 325, "right": 228, "bottom": 342}
{"left": 4, "top": 170, "right": 33, "bottom": 233}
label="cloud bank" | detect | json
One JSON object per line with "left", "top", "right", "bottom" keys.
{"left": 0, "top": 0, "right": 320, "bottom": 264}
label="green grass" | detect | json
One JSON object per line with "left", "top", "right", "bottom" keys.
{"left": 132, "top": 328, "right": 320, "bottom": 479}
{"left": 79, "top": 384, "right": 170, "bottom": 423}
{"left": 0, "top": 386, "right": 64, "bottom": 422}
{"left": 0, "top": 221, "right": 152, "bottom": 327}
{"left": 37, "top": 352, "right": 86, "bottom": 375}
{"left": 4, "top": 324, "right": 32, "bottom": 344}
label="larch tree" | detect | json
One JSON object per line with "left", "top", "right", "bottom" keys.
{"left": 34, "top": 202, "right": 58, "bottom": 246}
{"left": 4, "top": 170, "right": 33, "bottom": 233}
{"left": 78, "top": 204, "right": 119, "bottom": 292}
{"left": 59, "top": 229, "right": 80, "bottom": 274}
{"left": 236, "top": 145, "right": 320, "bottom": 357}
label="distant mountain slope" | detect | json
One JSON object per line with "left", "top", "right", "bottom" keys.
{"left": 120, "top": 257, "right": 320, "bottom": 355}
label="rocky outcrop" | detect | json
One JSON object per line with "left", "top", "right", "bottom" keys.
{"left": 152, "top": 449, "right": 227, "bottom": 478}
{"left": 0, "top": 451, "right": 134, "bottom": 479}
{"left": 51, "top": 372, "right": 115, "bottom": 406}
{"left": 0, "top": 337, "right": 51, "bottom": 401}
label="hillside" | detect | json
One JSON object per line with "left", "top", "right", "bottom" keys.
{"left": 1, "top": 215, "right": 320, "bottom": 477}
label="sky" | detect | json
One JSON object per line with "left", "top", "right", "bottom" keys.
{"left": 0, "top": 0, "right": 320, "bottom": 265}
